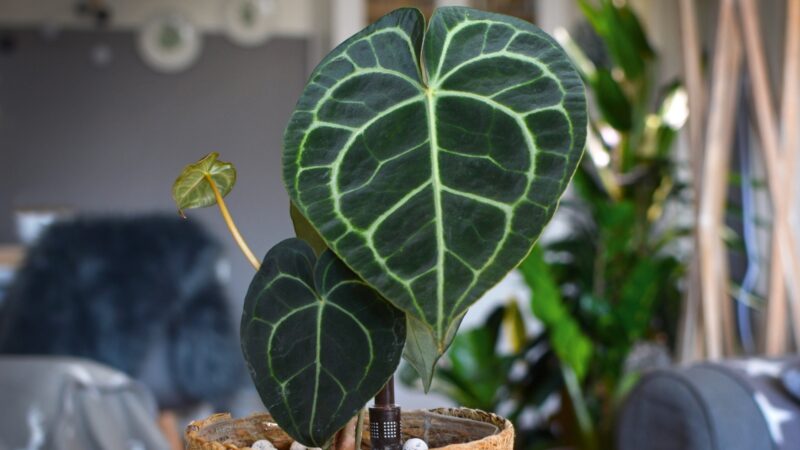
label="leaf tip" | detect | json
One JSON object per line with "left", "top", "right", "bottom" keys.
{"left": 420, "top": 372, "right": 435, "bottom": 393}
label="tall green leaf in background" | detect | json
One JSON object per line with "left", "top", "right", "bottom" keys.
{"left": 519, "top": 247, "right": 592, "bottom": 380}
{"left": 592, "top": 69, "right": 632, "bottom": 131}
{"left": 541, "top": 2, "right": 685, "bottom": 446}
{"left": 241, "top": 239, "right": 406, "bottom": 447}
{"left": 576, "top": 0, "right": 653, "bottom": 80}
{"left": 284, "top": 6, "right": 587, "bottom": 387}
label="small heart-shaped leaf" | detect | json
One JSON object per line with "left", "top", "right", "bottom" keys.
{"left": 241, "top": 238, "right": 406, "bottom": 447}
{"left": 172, "top": 152, "right": 236, "bottom": 214}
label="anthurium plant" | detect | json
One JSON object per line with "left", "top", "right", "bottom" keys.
{"left": 173, "top": 6, "right": 586, "bottom": 449}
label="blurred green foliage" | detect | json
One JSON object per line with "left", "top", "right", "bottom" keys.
{"left": 402, "top": 1, "right": 690, "bottom": 449}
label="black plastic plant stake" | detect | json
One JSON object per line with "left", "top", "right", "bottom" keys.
{"left": 370, "top": 377, "right": 401, "bottom": 450}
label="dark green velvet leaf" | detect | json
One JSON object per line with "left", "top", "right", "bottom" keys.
{"left": 284, "top": 7, "right": 587, "bottom": 380}
{"left": 241, "top": 239, "right": 406, "bottom": 447}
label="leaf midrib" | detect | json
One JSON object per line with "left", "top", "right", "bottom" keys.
{"left": 424, "top": 87, "right": 446, "bottom": 344}
{"left": 308, "top": 293, "right": 324, "bottom": 437}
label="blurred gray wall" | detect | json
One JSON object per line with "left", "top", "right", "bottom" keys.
{"left": 0, "top": 29, "right": 306, "bottom": 313}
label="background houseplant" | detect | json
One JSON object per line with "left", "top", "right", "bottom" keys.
{"left": 173, "top": 6, "right": 587, "bottom": 450}
{"left": 402, "top": 2, "right": 690, "bottom": 449}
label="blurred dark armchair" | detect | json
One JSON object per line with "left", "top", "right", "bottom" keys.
{"left": 0, "top": 215, "right": 244, "bottom": 448}
{"left": 617, "top": 358, "right": 800, "bottom": 450}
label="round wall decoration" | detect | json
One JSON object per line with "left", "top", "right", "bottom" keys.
{"left": 222, "top": 0, "right": 277, "bottom": 47}
{"left": 137, "top": 12, "right": 202, "bottom": 73}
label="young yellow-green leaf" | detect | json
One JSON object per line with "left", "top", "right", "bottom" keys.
{"left": 284, "top": 7, "right": 587, "bottom": 380}
{"left": 172, "top": 152, "right": 237, "bottom": 214}
{"left": 503, "top": 301, "right": 527, "bottom": 353}
{"left": 290, "top": 201, "right": 328, "bottom": 256}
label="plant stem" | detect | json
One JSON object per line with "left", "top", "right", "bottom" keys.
{"left": 354, "top": 408, "right": 366, "bottom": 450}
{"left": 375, "top": 377, "right": 394, "bottom": 406}
{"left": 369, "top": 378, "right": 401, "bottom": 450}
{"left": 204, "top": 174, "right": 261, "bottom": 271}
{"left": 561, "top": 365, "right": 597, "bottom": 450}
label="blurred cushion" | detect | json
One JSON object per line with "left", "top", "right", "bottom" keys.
{"left": 0, "top": 355, "right": 168, "bottom": 450}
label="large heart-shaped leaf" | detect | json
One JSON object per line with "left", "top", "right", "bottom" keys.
{"left": 283, "top": 7, "right": 587, "bottom": 381}
{"left": 241, "top": 239, "right": 406, "bottom": 447}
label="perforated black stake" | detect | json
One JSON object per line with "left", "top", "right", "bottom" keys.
{"left": 369, "top": 376, "right": 402, "bottom": 450}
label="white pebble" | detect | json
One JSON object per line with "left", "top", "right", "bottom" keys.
{"left": 403, "top": 438, "right": 428, "bottom": 450}
{"left": 252, "top": 440, "right": 277, "bottom": 450}
{"left": 290, "top": 441, "right": 321, "bottom": 450}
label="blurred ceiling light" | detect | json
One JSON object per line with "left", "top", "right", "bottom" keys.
{"left": 661, "top": 87, "right": 689, "bottom": 130}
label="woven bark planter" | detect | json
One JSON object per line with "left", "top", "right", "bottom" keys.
{"left": 185, "top": 408, "right": 514, "bottom": 450}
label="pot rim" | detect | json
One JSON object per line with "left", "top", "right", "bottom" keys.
{"left": 185, "top": 407, "right": 514, "bottom": 450}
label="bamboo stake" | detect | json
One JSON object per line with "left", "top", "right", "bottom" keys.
{"left": 698, "top": 0, "right": 742, "bottom": 359}
{"left": 720, "top": 247, "right": 736, "bottom": 355}
{"left": 676, "top": 0, "right": 707, "bottom": 363}
{"left": 695, "top": 296, "right": 706, "bottom": 358}
{"left": 678, "top": 260, "right": 704, "bottom": 361}
{"left": 737, "top": 0, "right": 780, "bottom": 165}
{"left": 764, "top": 0, "right": 800, "bottom": 354}
{"left": 738, "top": 0, "right": 800, "bottom": 352}
{"left": 739, "top": 0, "right": 787, "bottom": 354}
{"left": 779, "top": 0, "right": 800, "bottom": 348}
{"left": 766, "top": 238, "right": 788, "bottom": 353}
{"left": 679, "top": 0, "right": 707, "bottom": 196}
